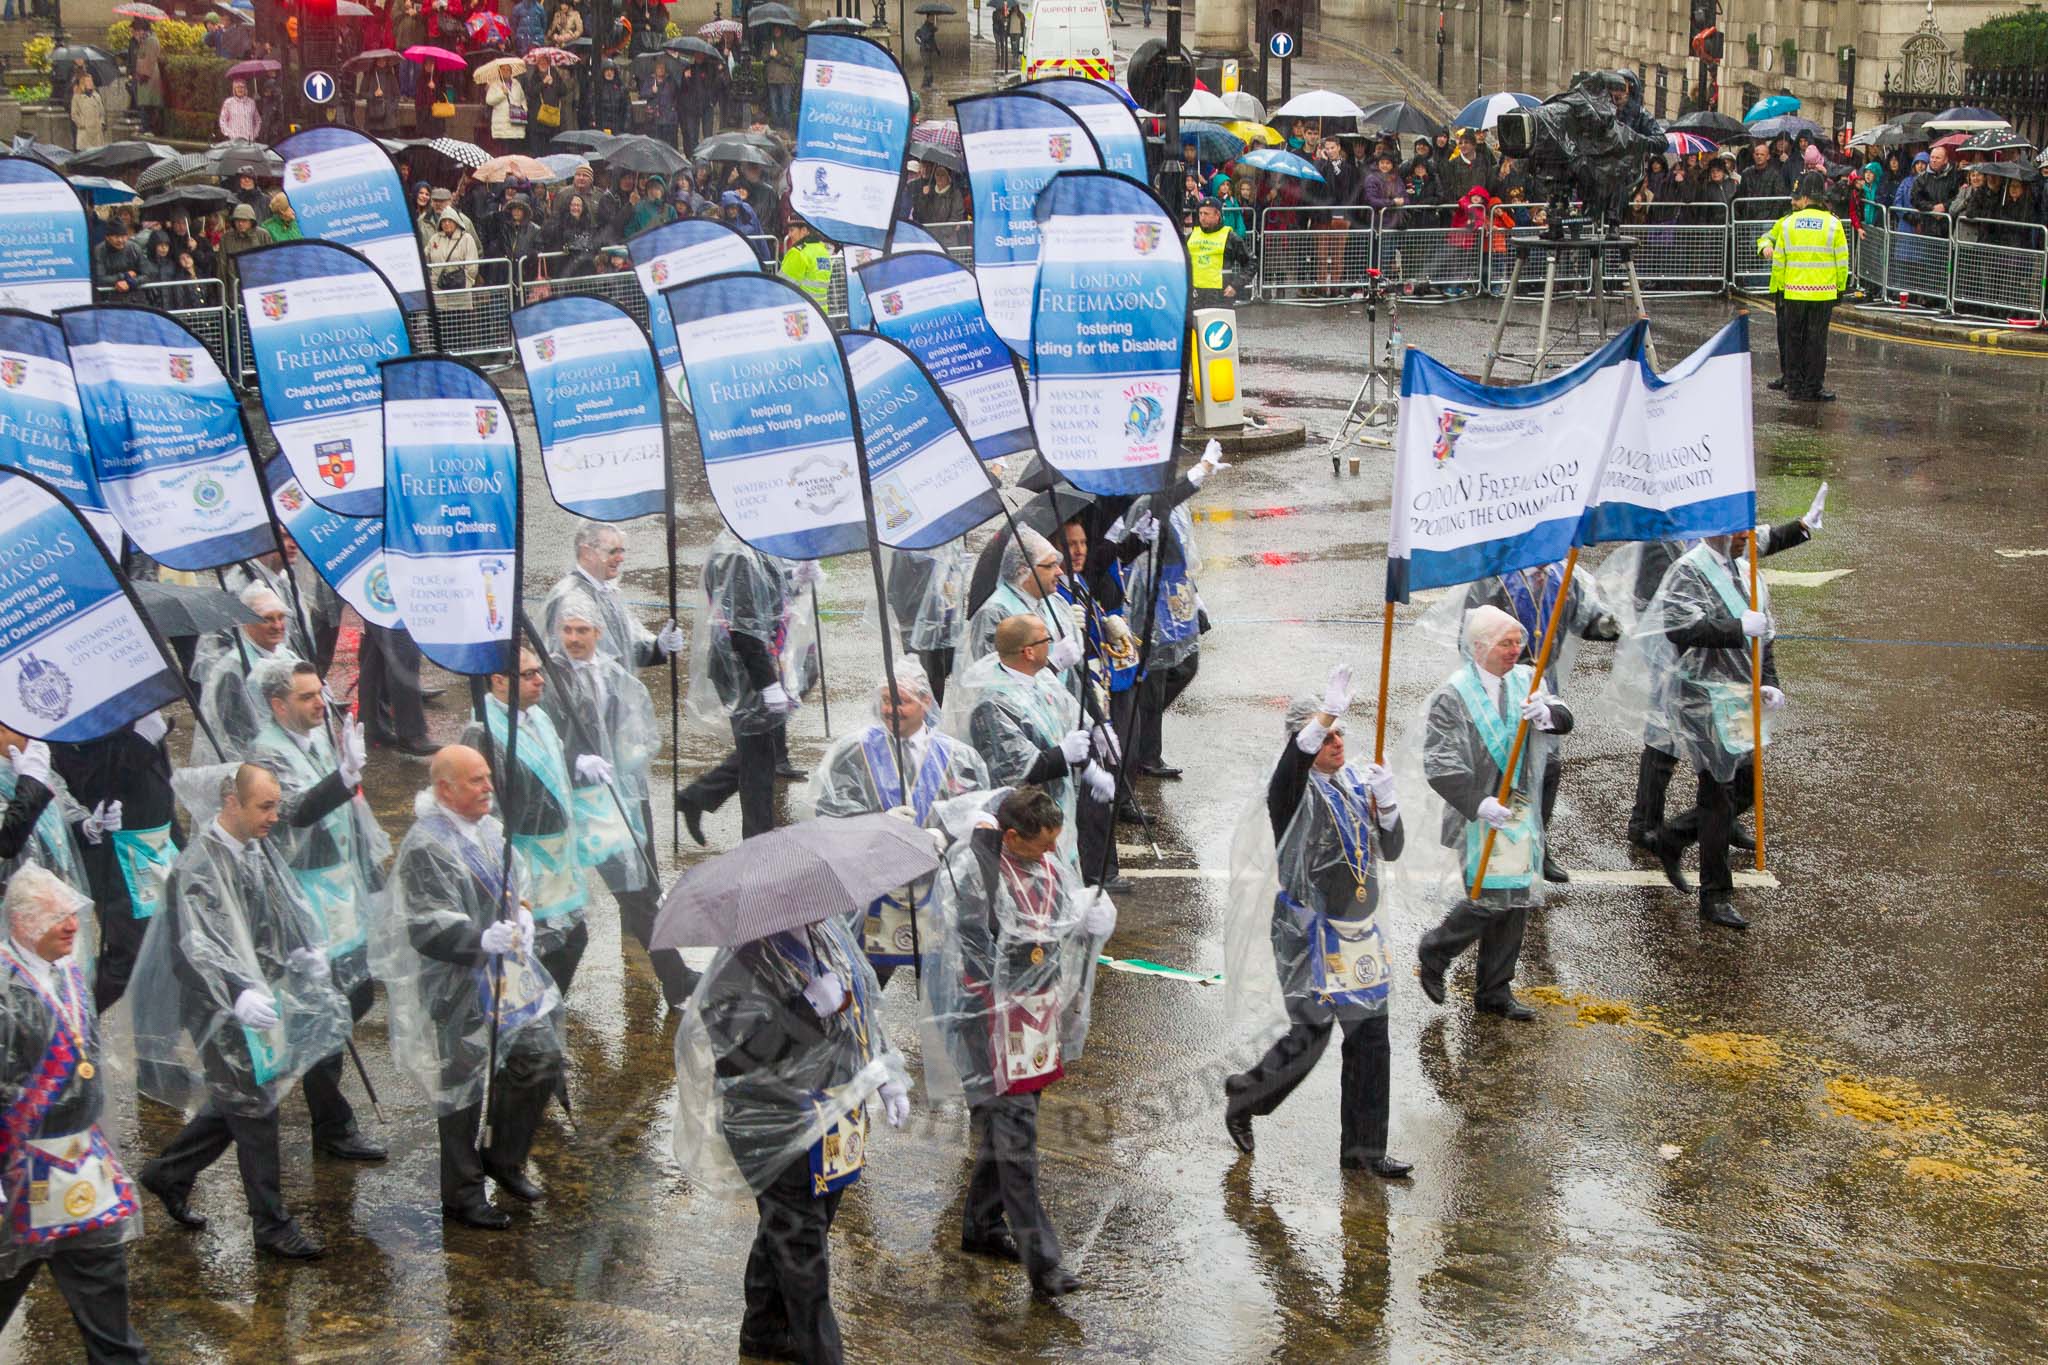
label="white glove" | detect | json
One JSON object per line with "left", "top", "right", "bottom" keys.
{"left": 574, "top": 753, "right": 616, "bottom": 785}
{"left": 1090, "top": 722, "right": 1121, "bottom": 764}
{"left": 1186, "top": 461, "right": 1211, "bottom": 487}
{"left": 1131, "top": 511, "right": 1160, "bottom": 544}
{"left": 1080, "top": 761, "right": 1115, "bottom": 803}
{"left": 928, "top": 826, "right": 949, "bottom": 853}
{"left": 480, "top": 919, "right": 520, "bottom": 955}
{"left": 789, "top": 560, "right": 822, "bottom": 591}
{"left": 1477, "top": 796, "right": 1515, "bottom": 831}
{"left": 1103, "top": 514, "right": 1130, "bottom": 544}
{"left": 132, "top": 711, "right": 169, "bottom": 746}
{"left": 1519, "top": 690, "right": 1555, "bottom": 731}
{"left": 1058, "top": 728, "right": 1092, "bottom": 764}
{"left": 6, "top": 738, "right": 51, "bottom": 787}
{"left": 517, "top": 906, "right": 535, "bottom": 956}
{"left": 1364, "top": 761, "right": 1398, "bottom": 807}
{"left": 80, "top": 800, "right": 122, "bottom": 845}
{"left": 1294, "top": 717, "right": 1330, "bottom": 755}
{"left": 803, "top": 971, "right": 846, "bottom": 1017}
{"left": 879, "top": 1079, "right": 910, "bottom": 1128}
{"left": 1801, "top": 480, "right": 1827, "bottom": 533}
{"left": 1740, "top": 609, "right": 1770, "bottom": 638}
{"left": 232, "top": 987, "right": 280, "bottom": 1030}
{"left": 1321, "top": 662, "right": 1354, "bottom": 717}
{"left": 1760, "top": 685, "right": 1787, "bottom": 710}
{"left": 1082, "top": 888, "right": 1117, "bottom": 937}
{"left": 337, "top": 719, "right": 367, "bottom": 787}
{"left": 1047, "top": 634, "right": 1084, "bottom": 671}
{"left": 1190, "top": 438, "right": 1230, "bottom": 487}
{"left": 761, "top": 681, "right": 794, "bottom": 713}
{"left": 656, "top": 619, "right": 685, "bottom": 655}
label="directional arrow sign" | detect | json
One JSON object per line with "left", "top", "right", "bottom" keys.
{"left": 1269, "top": 32, "right": 1295, "bottom": 59}
{"left": 303, "top": 70, "right": 336, "bottom": 105}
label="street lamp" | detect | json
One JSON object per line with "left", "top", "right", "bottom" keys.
{"left": 1436, "top": 0, "right": 1446, "bottom": 91}
{"left": 1475, "top": 0, "right": 1483, "bottom": 100}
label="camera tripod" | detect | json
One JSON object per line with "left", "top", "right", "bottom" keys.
{"left": 1480, "top": 224, "right": 1661, "bottom": 384}
{"left": 1326, "top": 269, "right": 1403, "bottom": 472}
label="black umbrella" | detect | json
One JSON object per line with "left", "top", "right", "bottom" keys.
{"left": 967, "top": 487, "right": 1097, "bottom": 616}
{"left": 7, "top": 137, "right": 72, "bottom": 168}
{"left": 47, "top": 45, "right": 119, "bottom": 86}
{"left": 1865, "top": 124, "right": 1916, "bottom": 148}
{"left": 694, "top": 131, "right": 785, "bottom": 165}
{"left": 746, "top": 2, "right": 799, "bottom": 28}
{"left": 1962, "top": 128, "right": 2034, "bottom": 153}
{"left": 135, "top": 150, "right": 212, "bottom": 191}
{"left": 664, "top": 35, "right": 722, "bottom": 60}
{"left": 133, "top": 580, "right": 261, "bottom": 638}
{"left": 207, "top": 141, "right": 283, "bottom": 178}
{"left": 141, "top": 184, "right": 238, "bottom": 217}
{"left": 1670, "top": 109, "right": 1745, "bottom": 138}
{"left": 907, "top": 138, "right": 963, "bottom": 171}
{"left": 1894, "top": 109, "right": 1939, "bottom": 134}
{"left": 1977, "top": 159, "right": 2040, "bottom": 183}
{"left": 915, "top": 1, "right": 957, "bottom": 11}
{"left": 1356, "top": 99, "right": 1444, "bottom": 139}
{"left": 65, "top": 140, "right": 179, "bottom": 176}
{"left": 600, "top": 133, "right": 690, "bottom": 175}
{"left": 550, "top": 129, "right": 619, "bottom": 152}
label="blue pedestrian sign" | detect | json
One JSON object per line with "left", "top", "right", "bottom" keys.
{"left": 1269, "top": 32, "right": 1295, "bottom": 59}
{"left": 303, "top": 70, "right": 336, "bottom": 105}
{"left": 1202, "top": 319, "right": 1234, "bottom": 351}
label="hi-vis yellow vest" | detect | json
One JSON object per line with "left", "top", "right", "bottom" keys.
{"left": 1188, "top": 226, "right": 1231, "bottom": 289}
{"left": 1758, "top": 209, "right": 1848, "bottom": 300}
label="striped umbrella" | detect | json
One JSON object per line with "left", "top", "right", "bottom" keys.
{"left": 422, "top": 137, "right": 489, "bottom": 169}
{"left": 1665, "top": 131, "right": 1719, "bottom": 156}
{"left": 909, "top": 119, "right": 960, "bottom": 152}
{"left": 135, "top": 150, "right": 211, "bottom": 191}
{"left": 698, "top": 18, "right": 742, "bottom": 39}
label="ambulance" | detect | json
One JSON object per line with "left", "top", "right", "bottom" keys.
{"left": 1021, "top": 0, "right": 1116, "bottom": 81}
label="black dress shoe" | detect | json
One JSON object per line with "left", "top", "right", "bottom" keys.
{"left": 316, "top": 1130, "right": 388, "bottom": 1162}
{"left": 1369, "top": 1156, "right": 1414, "bottom": 1180}
{"left": 1031, "top": 1266, "right": 1083, "bottom": 1297}
{"left": 738, "top": 1333, "right": 802, "bottom": 1362}
{"left": 1813, "top": 390, "right": 1837, "bottom": 402}
{"left": 443, "top": 1200, "right": 513, "bottom": 1230}
{"left": 1729, "top": 826, "right": 1757, "bottom": 852}
{"left": 675, "top": 794, "right": 706, "bottom": 846}
{"left": 395, "top": 736, "right": 438, "bottom": 758}
{"left": 1135, "top": 763, "right": 1183, "bottom": 780}
{"left": 486, "top": 1164, "right": 544, "bottom": 1202}
{"left": 774, "top": 761, "right": 808, "bottom": 781}
{"left": 1542, "top": 855, "right": 1570, "bottom": 884}
{"left": 1700, "top": 896, "right": 1750, "bottom": 930}
{"left": 1224, "top": 1103, "right": 1254, "bottom": 1155}
{"left": 1766, "top": 377, "right": 1786, "bottom": 391}
{"left": 1099, "top": 874, "right": 1133, "bottom": 893}
{"left": 1650, "top": 832, "right": 1694, "bottom": 894}
{"left": 1476, "top": 998, "right": 1537, "bottom": 1022}
{"left": 1114, "top": 797, "right": 1146, "bottom": 825}
{"left": 960, "top": 1229, "right": 1021, "bottom": 1261}
{"left": 256, "top": 1224, "right": 326, "bottom": 1260}
{"left": 1416, "top": 956, "right": 1446, "bottom": 1006}
{"left": 139, "top": 1165, "right": 206, "bottom": 1230}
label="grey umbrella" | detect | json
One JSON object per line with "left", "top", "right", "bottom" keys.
{"left": 651, "top": 812, "right": 941, "bottom": 950}
{"left": 132, "top": 580, "right": 262, "bottom": 638}
{"left": 599, "top": 133, "right": 690, "bottom": 176}
{"left": 1977, "top": 159, "right": 2039, "bottom": 183}
{"left": 746, "top": 2, "right": 799, "bottom": 29}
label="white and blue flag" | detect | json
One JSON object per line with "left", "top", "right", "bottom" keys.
{"left": 276, "top": 128, "right": 430, "bottom": 311}
{"left": 380, "top": 358, "right": 521, "bottom": 675}
{"left": 790, "top": 34, "right": 911, "bottom": 250}
{"left": 628, "top": 218, "right": 763, "bottom": 407}
{"left": 265, "top": 454, "right": 401, "bottom": 629}
{"left": 665, "top": 273, "right": 864, "bottom": 561}
{"left": 238, "top": 241, "right": 411, "bottom": 518}
{"left": 512, "top": 295, "right": 667, "bottom": 523}
{"left": 0, "top": 158, "right": 90, "bottom": 316}
{"left": 0, "top": 311, "right": 119, "bottom": 553}
{"left": 1028, "top": 173, "right": 1189, "bottom": 496}
{"left": 1385, "top": 324, "right": 1645, "bottom": 601}
{"left": 1024, "top": 78, "right": 1149, "bottom": 185}
{"left": 956, "top": 92, "right": 1102, "bottom": 357}
{"left": 61, "top": 307, "right": 273, "bottom": 571}
{"left": 857, "top": 252, "right": 1031, "bottom": 463}
{"left": 842, "top": 331, "right": 1003, "bottom": 550}
{"left": 0, "top": 469, "right": 181, "bottom": 742}
{"left": 844, "top": 220, "right": 946, "bottom": 331}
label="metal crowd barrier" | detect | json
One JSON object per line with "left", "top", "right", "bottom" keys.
{"left": 521, "top": 250, "right": 649, "bottom": 326}
{"left": 1729, "top": 196, "right": 1792, "bottom": 293}
{"left": 1857, "top": 205, "right": 1890, "bottom": 299}
{"left": 1618, "top": 203, "right": 1732, "bottom": 295}
{"left": 423, "top": 257, "right": 516, "bottom": 358}
{"left": 1377, "top": 205, "right": 1485, "bottom": 299}
{"left": 138, "top": 278, "right": 233, "bottom": 378}
{"left": 1951, "top": 218, "right": 2048, "bottom": 324}
{"left": 1254, "top": 204, "right": 1377, "bottom": 302}
{"left": 1883, "top": 206, "right": 1954, "bottom": 310}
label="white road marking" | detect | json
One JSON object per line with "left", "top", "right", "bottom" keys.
{"left": 1566, "top": 868, "right": 1781, "bottom": 888}
{"left": 1762, "top": 568, "right": 1855, "bottom": 587}
{"left": 1994, "top": 549, "right": 2048, "bottom": 559}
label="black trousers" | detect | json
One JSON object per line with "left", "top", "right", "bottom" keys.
{"left": 743, "top": 1155, "right": 844, "bottom": 1365}
{"left": 917, "top": 648, "right": 954, "bottom": 706}
{"left": 302, "top": 976, "right": 374, "bottom": 1145}
{"left": 540, "top": 917, "right": 590, "bottom": 1001}
{"left": 681, "top": 721, "right": 781, "bottom": 839}
{"left": 90, "top": 899, "right": 150, "bottom": 1013}
{"left": 1075, "top": 785, "right": 1118, "bottom": 886}
{"left": 964, "top": 1092, "right": 1061, "bottom": 1279}
{"left": 359, "top": 624, "right": 428, "bottom": 744}
{"left": 618, "top": 885, "right": 695, "bottom": 1005}
{"left": 1231, "top": 1007, "right": 1391, "bottom": 1163}
{"left": 0, "top": 1244, "right": 149, "bottom": 1363}
{"left": 1628, "top": 745, "right": 1680, "bottom": 844}
{"left": 312, "top": 620, "right": 341, "bottom": 678}
{"left": 148, "top": 1103, "right": 289, "bottom": 1240}
{"left": 1663, "top": 760, "right": 1755, "bottom": 900}
{"left": 1134, "top": 653, "right": 1199, "bottom": 767}
{"left": 437, "top": 1047, "right": 560, "bottom": 1207}
{"left": 1771, "top": 289, "right": 1787, "bottom": 379}
{"left": 1781, "top": 297, "right": 1835, "bottom": 397}
{"left": 1418, "top": 895, "right": 1529, "bottom": 1009}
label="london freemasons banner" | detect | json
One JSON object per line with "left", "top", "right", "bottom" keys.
{"left": 1024, "top": 77, "right": 1149, "bottom": 185}
{"left": 789, "top": 33, "right": 912, "bottom": 250}
{"left": 0, "top": 158, "right": 90, "bottom": 316}
{"left": 275, "top": 127, "right": 430, "bottom": 311}
{"left": 265, "top": 454, "right": 401, "bottom": 629}
{"left": 238, "top": 241, "right": 411, "bottom": 517}
{"left": 512, "top": 295, "right": 667, "bottom": 523}
{"left": 841, "top": 331, "right": 1003, "bottom": 550}
{"left": 857, "top": 252, "right": 1032, "bottom": 463}
{"left": 843, "top": 220, "right": 945, "bottom": 332}
{"left": 627, "top": 218, "right": 763, "bottom": 408}
{"left": 0, "top": 311, "right": 121, "bottom": 553}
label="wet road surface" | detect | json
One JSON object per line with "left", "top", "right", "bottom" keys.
{"left": 10, "top": 291, "right": 2048, "bottom": 1357}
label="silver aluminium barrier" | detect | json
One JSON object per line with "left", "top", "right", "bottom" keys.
{"left": 1618, "top": 202, "right": 1731, "bottom": 295}
{"left": 1857, "top": 204, "right": 1889, "bottom": 299}
{"left": 139, "top": 278, "right": 233, "bottom": 379}
{"left": 1255, "top": 205, "right": 1376, "bottom": 303}
{"left": 1951, "top": 217, "right": 2048, "bottom": 324}
{"left": 1729, "top": 196, "right": 1792, "bottom": 293}
{"left": 521, "top": 250, "right": 650, "bottom": 327}
{"left": 1883, "top": 206, "right": 1953, "bottom": 309}
{"left": 422, "top": 256, "right": 515, "bottom": 359}
{"left": 1377, "top": 205, "right": 1484, "bottom": 299}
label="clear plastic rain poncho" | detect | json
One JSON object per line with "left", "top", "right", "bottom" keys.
{"left": 0, "top": 751, "right": 90, "bottom": 898}
{"left": 1595, "top": 540, "right": 1688, "bottom": 754}
{"left": 1416, "top": 559, "right": 1621, "bottom": 700}
{"left": 919, "top": 827, "right": 1098, "bottom": 1107}
{"left": 942, "top": 651, "right": 1081, "bottom": 866}
{"left": 131, "top": 824, "right": 353, "bottom": 1117}
{"left": 672, "top": 915, "right": 905, "bottom": 1198}
{"left": 805, "top": 670, "right": 990, "bottom": 966}
{"left": 964, "top": 526, "right": 1077, "bottom": 668}
{"left": 191, "top": 638, "right": 303, "bottom": 763}
{"left": 461, "top": 698, "right": 589, "bottom": 955}
{"left": 540, "top": 563, "right": 657, "bottom": 671}
{"left": 881, "top": 542, "right": 971, "bottom": 653}
{"left": 246, "top": 707, "right": 391, "bottom": 998}
{"left": 541, "top": 602, "right": 658, "bottom": 897}
{"left": 1116, "top": 498, "right": 1204, "bottom": 672}
{"left": 1226, "top": 702, "right": 1407, "bottom": 1039}
{"left": 1627, "top": 538, "right": 1775, "bottom": 785}
{"left": 1404, "top": 622, "right": 1562, "bottom": 910}
{"left": 684, "top": 531, "right": 796, "bottom": 738}
{"left": 0, "top": 869, "right": 138, "bottom": 1278}
{"left": 370, "top": 791, "right": 565, "bottom": 1118}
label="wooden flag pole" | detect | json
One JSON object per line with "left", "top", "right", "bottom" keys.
{"left": 1467, "top": 546, "right": 1580, "bottom": 899}
{"left": 1748, "top": 530, "right": 1766, "bottom": 871}
{"left": 1372, "top": 601, "right": 1396, "bottom": 765}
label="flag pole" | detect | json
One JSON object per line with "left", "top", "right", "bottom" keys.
{"left": 1747, "top": 529, "right": 1766, "bottom": 870}
{"left": 1372, "top": 600, "right": 1395, "bottom": 765}
{"left": 811, "top": 583, "right": 831, "bottom": 738}
{"left": 1466, "top": 547, "right": 1579, "bottom": 899}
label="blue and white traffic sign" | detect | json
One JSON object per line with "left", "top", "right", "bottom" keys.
{"left": 1202, "top": 318, "right": 1235, "bottom": 351}
{"left": 303, "top": 70, "right": 336, "bottom": 105}
{"left": 1269, "top": 32, "right": 1295, "bottom": 59}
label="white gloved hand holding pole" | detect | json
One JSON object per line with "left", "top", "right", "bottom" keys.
{"left": 232, "top": 988, "right": 280, "bottom": 1030}
{"left": 1131, "top": 511, "right": 1160, "bottom": 544}
{"left": 1760, "top": 685, "right": 1787, "bottom": 710}
{"left": 1801, "top": 481, "right": 1827, "bottom": 533}
{"left": 1058, "top": 729, "right": 1091, "bottom": 764}
{"left": 80, "top": 800, "right": 122, "bottom": 845}
{"left": 1081, "top": 761, "right": 1115, "bottom": 803}
{"left": 479, "top": 919, "right": 520, "bottom": 956}
{"left": 1082, "top": 888, "right": 1117, "bottom": 938}
{"left": 1477, "top": 796, "right": 1515, "bottom": 831}
{"left": 337, "top": 719, "right": 367, "bottom": 787}
{"left": 788, "top": 560, "right": 822, "bottom": 591}
{"left": 574, "top": 753, "right": 615, "bottom": 785}
{"left": 803, "top": 971, "right": 847, "bottom": 1017}
{"left": 879, "top": 1080, "right": 910, "bottom": 1129}
{"left": 1740, "top": 609, "right": 1770, "bottom": 638}
{"left": 656, "top": 619, "right": 685, "bottom": 656}
{"left": 1047, "top": 634, "right": 1084, "bottom": 671}
{"left": 5, "top": 738, "right": 51, "bottom": 788}
{"left": 1186, "top": 438, "right": 1230, "bottom": 487}
{"left": 761, "top": 682, "right": 795, "bottom": 713}
{"left": 132, "top": 711, "right": 169, "bottom": 746}
{"left": 1519, "top": 690, "right": 1556, "bottom": 731}
{"left": 1090, "top": 722, "right": 1121, "bottom": 764}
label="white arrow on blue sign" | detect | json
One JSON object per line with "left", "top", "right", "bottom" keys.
{"left": 303, "top": 70, "right": 336, "bottom": 105}
{"left": 1269, "top": 32, "right": 1295, "bottom": 59}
